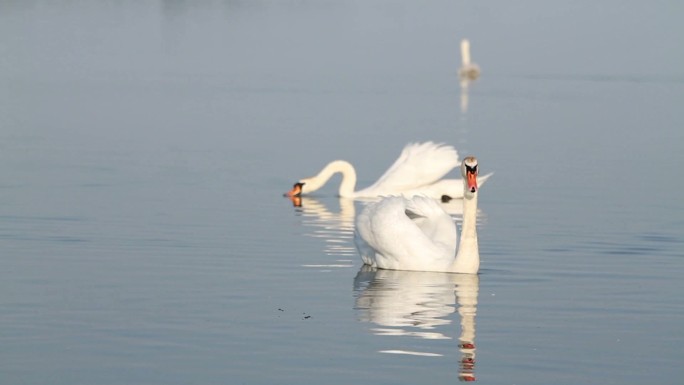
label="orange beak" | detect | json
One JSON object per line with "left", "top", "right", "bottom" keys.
{"left": 466, "top": 170, "right": 478, "bottom": 193}
{"left": 284, "top": 182, "right": 303, "bottom": 197}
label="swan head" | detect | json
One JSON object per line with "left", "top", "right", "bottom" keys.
{"left": 461, "top": 156, "right": 479, "bottom": 196}
{"left": 284, "top": 182, "right": 305, "bottom": 197}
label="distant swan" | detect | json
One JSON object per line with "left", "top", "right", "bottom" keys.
{"left": 458, "top": 39, "right": 480, "bottom": 81}
{"left": 354, "top": 156, "right": 482, "bottom": 274}
{"left": 285, "top": 142, "right": 491, "bottom": 200}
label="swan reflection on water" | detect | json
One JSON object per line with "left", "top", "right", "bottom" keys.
{"left": 458, "top": 38, "right": 480, "bottom": 115}
{"left": 289, "top": 196, "right": 358, "bottom": 264}
{"left": 353, "top": 267, "right": 480, "bottom": 381}
{"left": 460, "top": 78, "right": 472, "bottom": 114}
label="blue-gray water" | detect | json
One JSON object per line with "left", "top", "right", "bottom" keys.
{"left": 1, "top": 1, "right": 683, "bottom": 384}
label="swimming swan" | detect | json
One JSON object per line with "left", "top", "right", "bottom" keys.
{"left": 354, "top": 156, "right": 482, "bottom": 274}
{"left": 458, "top": 39, "right": 480, "bottom": 81}
{"left": 285, "top": 142, "right": 491, "bottom": 200}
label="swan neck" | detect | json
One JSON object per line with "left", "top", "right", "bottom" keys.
{"left": 451, "top": 193, "right": 479, "bottom": 273}
{"left": 311, "top": 160, "right": 357, "bottom": 197}
{"left": 461, "top": 40, "right": 471, "bottom": 66}
{"left": 460, "top": 194, "right": 478, "bottom": 241}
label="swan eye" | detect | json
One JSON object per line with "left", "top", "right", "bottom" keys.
{"left": 465, "top": 164, "right": 478, "bottom": 174}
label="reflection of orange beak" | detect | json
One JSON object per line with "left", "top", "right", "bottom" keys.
{"left": 288, "top": 196, "right": 302, "bottom": 207}
{"left": 284, "top": 182, "right": 303, "bottom": 197}
{"left": 466, "top": 171, "right": 478, "bottom": 193}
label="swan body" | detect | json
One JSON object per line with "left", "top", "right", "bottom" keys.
{"left": 458, "top": 39, "right": 481, "bottom": 81}
{"left": 286, "top": 142, "right": 491, "bottom": 199}
{"left": 354, "top": 156, "right": 481, "bottom": 274}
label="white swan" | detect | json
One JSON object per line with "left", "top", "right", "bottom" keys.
{"left": 458, "top": 39, "right": 480, "bottom": 81}
{"left": 354, "top": 156, "right": 481, "bottom": 274}
{"left": 285, "top": 142, "right": 491, "bottom": 200}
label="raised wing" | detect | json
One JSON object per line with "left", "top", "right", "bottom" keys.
{"left": 358, "top": 142, "right": 460, "bottom": 196}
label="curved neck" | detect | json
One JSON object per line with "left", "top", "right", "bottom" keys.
{"left": 461, "top": 40, "right": 471, "bottom": 66}
{"left": 303, "top": 160, "right": 357, "bottom": 197}
{"left": 451, "top": 193, "right": 479, "bottom": 273}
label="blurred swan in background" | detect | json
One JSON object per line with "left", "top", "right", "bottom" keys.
{"left": 353, "top": 267, "right": 479, "bottom": 380}
{"left": 458, "top": 39, "right": 480, "bottom": 113}
{"left": 458, "top": 39, "right": 480, "bottom": 81}
{"left": 285, "top": 142, "right": 491, "bottom": 200}
{"left": 355, "top": 157, "right": 482, "bottom": 274}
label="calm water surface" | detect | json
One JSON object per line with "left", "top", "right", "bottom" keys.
{"left": 1, "top": 1, "right": 683, "bottom": 384}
